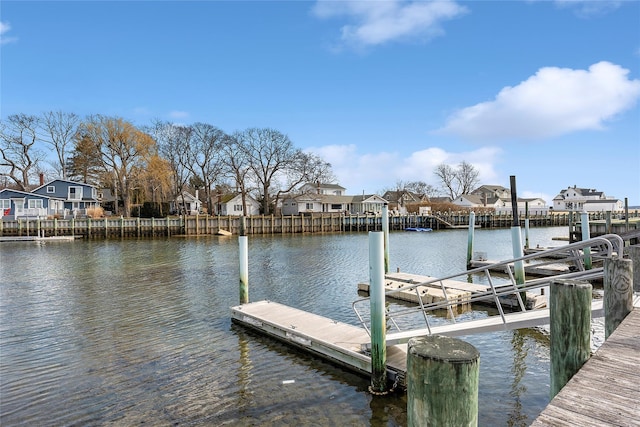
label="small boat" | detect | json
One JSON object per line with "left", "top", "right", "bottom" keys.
{"left": 404, "top": 227, "right": 433, "bottom": 232}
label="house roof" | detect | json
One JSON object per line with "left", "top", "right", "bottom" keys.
{"left": 31, "top": 179, "right": 97, "bottom": 193}
{"left": 302, "top": 182, "right": 345, "bottom": 190}
{"left": 0, "top": 188, "right": 57, "bottom": 199}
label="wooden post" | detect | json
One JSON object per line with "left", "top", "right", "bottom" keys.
{"left": 606, "top": 211, "right": 612, "bottom": 234}
{"left": 626, "top": 245, "right": 640, "bottom": 293}
{"left": 369, "top": 231, "right": 387, "bottom": 393}
{"left": 604, "top": 258, "right": 633, "bottom": 339}
{"left": 467, "top": 211, "right": 475, "bottom": 269}
{"left": 239, "top": 235, "right": 249, "bottom": 304}
{"left": 549, "top": 279, "right": 592, "bottom": 398}
{"left": 382, "top": 204, "right": 389, "bottom": 274}
{"left": 407, "top": 335, "right": 479, "bottom": 427}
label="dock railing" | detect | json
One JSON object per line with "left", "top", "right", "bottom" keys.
{"left": 352, "top": 234, "right": 625, "bottom": 343}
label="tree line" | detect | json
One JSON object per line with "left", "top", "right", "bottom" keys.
{"left": 1, "top": 112, "right": 480, "bottom": 217}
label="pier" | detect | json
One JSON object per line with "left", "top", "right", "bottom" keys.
{"left": 1, "top": 210, "right": 636, "bottom": 238}
{"left": 531, "top": 307, "right": 640, "bottom": 426}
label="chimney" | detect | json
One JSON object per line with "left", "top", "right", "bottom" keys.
{"left": 39, "top": 173, "right": 44, "bottom": 186}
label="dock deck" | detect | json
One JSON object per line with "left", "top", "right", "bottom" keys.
{"left": 531, "top": 307, "right": 640, "bottom": 426}
{"left": 359, "top": 272, "right": 547, "bottom": 310}
{"left": 231, "top": 300, "right": 409, "bottom": 387}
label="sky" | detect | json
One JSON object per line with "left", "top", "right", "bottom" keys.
{"left": 1, "top": 0, "right": 639, "bottom": 206}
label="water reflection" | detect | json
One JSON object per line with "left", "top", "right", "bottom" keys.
{"left": 0, "top": 228, "right": 568, "bottom": 426}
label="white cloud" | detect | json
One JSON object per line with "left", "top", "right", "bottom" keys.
{"left": 437, "top": 61, "right": 640, "bottom": 141}
{"left": 307, "top": 144, "right": 501, "bottom": 194}
{"left": 312, "top": 0, "right": 467, "bottom": 49}
{"left": 553, "top": 0, "right": 622, "bottom": 17}
{"left": 0, "top": 21, "right": 18, "bottom": 45}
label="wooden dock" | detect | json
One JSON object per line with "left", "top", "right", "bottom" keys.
{"left": 468, "top": 259, "right": 573, "bottom": 277}
{"left": 231, "top": 300, "right": 409, "bottom": 387}
{"left": 531, "top": 307, "right": 640, "bottom": 426}
{"left": 359, "top": 272, "right": 547, "bottom": 310}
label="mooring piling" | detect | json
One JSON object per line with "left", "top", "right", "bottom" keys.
{"left": 368, "top": 231, "right": 387, "bottom": 394}
{"left": 382, "top": 203, "right": 390, "bottom": 274}
{"left": 549, "top": 279, "right": 592, "bottom": 399}
{"left": 407, "top": 335, "right": 479, "bottom": 427}
{"left": 467, "top": 211, "right": 475, "bottom": 269}
{"left": 580, "top": 211, "right": 592, "bottom": 270}
{"left": 239, "top": 216, "right": 249, "bottom": 304}
{"left": 603, "top": 257, "right": 633, "bottom": 339}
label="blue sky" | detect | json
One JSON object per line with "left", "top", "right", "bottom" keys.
{"left": 1, "top": 0, "right": 639, "bottom": 206}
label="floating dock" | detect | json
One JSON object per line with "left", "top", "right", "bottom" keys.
{"left": 231, "top": 300, "right": 409, "bottom": 387}
{"left": 0, "top": 235, "right": 79, "bottom": 242}
{"left": 358, "top": 272, "right": 547, "bottom": 310}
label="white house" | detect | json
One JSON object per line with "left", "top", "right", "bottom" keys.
{"left": 171, "top": 191, "right": 202, "bottom": 215}
{"left": 216, "top": 193, "right": 260, "bottom": 216}
{"left": 299, "top": 182, "right": 346, "bottom": 196}
{"left": 453, "top": 193, "right": 549, "bottom": 215}
{"left": 281, "top": 193, "right": 388, "bottom": 215}
{"left": 552, "top": 186, "right": 623, "bottom": 212}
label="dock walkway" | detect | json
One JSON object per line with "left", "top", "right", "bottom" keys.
{"left": 231, "top": 300, "right": 409, "bottom": 387}
{"left": 531, "top": 307, "right": 640, "bottom": 426}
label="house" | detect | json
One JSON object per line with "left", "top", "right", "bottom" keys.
{"left": 553, "top": 186, "right": 623, "bottom": 212}
{"left": 381, "top": 190, "right": 429, "bottom": 214}
{"left": 281, "top": 193, "right": 388, "bottom": 215}
{"left": 31, "top": 179, "right": 100, "bottom": 217}
{"left": 299, "top": 182, "right": 346, "bottom": 196}
{"left": 281, "top": 194, "right": 350, "bottom": 215}
{"left": 215, "top": 193, "right": 260, "bottom": 216}
{"left": 0, "top": 188, "right": 58, "bottom": 219}
{"left": 170, "top": 191, "right": 202, "bottom": 215}
{"left": 452, "top": 192, "right": 549, "bottom": 215}
{"left": 471, "top": 185, "right": 511, "bottom": 202}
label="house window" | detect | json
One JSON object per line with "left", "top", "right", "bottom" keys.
{"left": 28, "top": 199, "right": 43, "bottom": 209}
{"left": 0, "top": 199, "right": 10, "bottom": 210}
{"left": 306, "top": 203, "right": 313, "bottom": 210}
{"left": 234, "top": 204, "right": 243, "bottom": 212}
{"left": 331, "top": 204, "right": 342, "bottom": 210}
{"left": 47, "top": 186, "right": 55, "bottom": 193}
{"left": 69, "top": 186, "right": 83, "bottom": 200}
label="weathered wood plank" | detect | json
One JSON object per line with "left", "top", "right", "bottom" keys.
{"left": 532, "top": 308, "right": 640, "bottom": 426}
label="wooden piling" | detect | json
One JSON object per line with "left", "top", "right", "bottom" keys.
{"left": 604, "top": 258, "right": 633, "bottom": 339}
{"left": 549, "top": 279, "right": 592, "bottom": 399}
{"left": 407, "top": 335, "right": 479, "bottom": 427}
{"left": 626, "top": 245, "right": 640, "bottom": 293}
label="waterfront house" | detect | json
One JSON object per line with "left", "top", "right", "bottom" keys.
{"left": 31, "top": 179, "right": 100, "bottom": 218}
{"left": 170, "top": 191, "right": 202, "bottom": 215}
{"left": 351, "top": 194, "right": 388, "bottom": 215}
{"left": 552, "top": 186, "right": 623, "bottom": 212}
{"left": 381, "top": 190, "right": 429, "bottom": 214}
{"left": 453, "top": 191, "right": 549, "bottom": 215}
{"left": 299, "top": 182, "right": 346, "bottom": 196}
{"left": 215, "top": 193, "right": 260, "bottom": 216}
{"left": 281, "top": 194, "right": 350, "bottom": 215}
{"left": 0, "top": 188, "right": 59, "bottom": 219}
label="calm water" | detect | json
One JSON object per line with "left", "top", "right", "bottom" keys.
{"left": 1, "top": 227, "right": 571, "bottom": 426}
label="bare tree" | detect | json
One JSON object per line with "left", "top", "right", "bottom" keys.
{"left": 457, "top": 160, "right": 480, "bottom": 195}
{"left": 0, "top": 114, "right": 45, "bottom": 190}
{"left": 149, "top": 121, "right": 193, "bottom": 213}
{"left": 434, "top": 163, "right": 460, "bottom": 199}
{"left": 183, "top": 123, "right": 227, "bottom": 214}
{"left": 434, "top": 161, "right": 480, "bottom": 199}
{"left": 77, "top": 115, "right": 155, "bottom": 217}
{"left": 40, "top": 111, "right": 79, "bottom": 179}
{"left": 222, "top": 132, "right": 253, "bottom": 215}
{"left": 236, "top": 128, "right": 334, "bottom": 215}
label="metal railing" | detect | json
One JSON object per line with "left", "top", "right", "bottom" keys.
{"left": 352, "top": 234, "right": 625, "bottom": 337}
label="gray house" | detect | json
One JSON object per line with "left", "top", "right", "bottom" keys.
{"left": 31, "top": 179, "right": 100, "bottom": 217}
